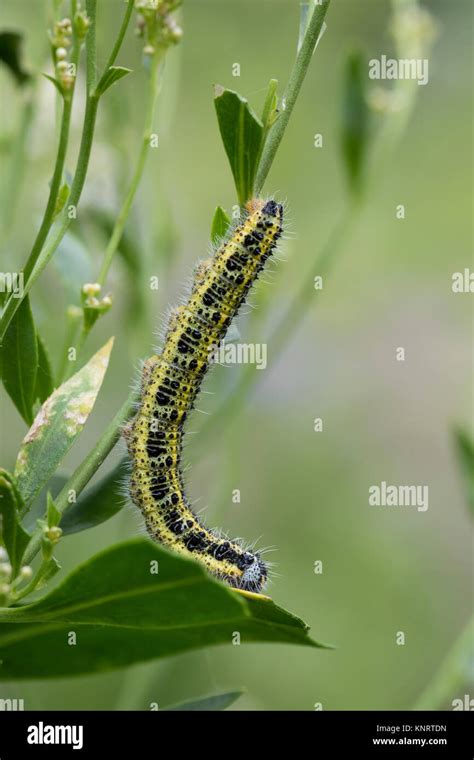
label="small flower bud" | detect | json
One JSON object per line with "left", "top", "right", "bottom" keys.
{"left": 58, "top": 18, "right": 72, "bottom": 33}
{"left": 0, "top": 583, "right": 11, "bottom": 596}
{"left": 0, "top": 547, "right": 8, "bottom": 562}
{"left": 20, "top": 565, "right": 33, "bottom": 580}
{"left": 74, "top": 12, "right": 91, "bottom": 39}
{"left": 166, "top": 18, "right": 183, "bottom": 43}
{"left": 56, "top": 47, "right": 68, "bottom": 61}
{"left": 82, "top": 282, "right": 102, "bottom": 297}
{"left": 45, "top": 526, "right": 62, "bottom": 543}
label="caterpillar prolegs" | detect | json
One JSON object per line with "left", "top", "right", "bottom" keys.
{"left": 124, "top": 199, "right": 283, "bottom": 592}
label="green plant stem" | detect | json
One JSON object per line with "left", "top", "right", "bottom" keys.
{"left": 413, "top": 615, "right": 474, "bottom": 710}
{"left": 20, "top": 40, "right": 82, "bottom": 287}
{"left": 60, "top": 52, "right": 163, "bottom": 382}
{"left": 8, "top": 90, "right": 100, "bottom": 318}
{"left": 11, "top": 558, "right": 50, "bottom": 603}
{"left": 96, "top": 0, "right": 134, "bottom": 93}
{"left": 22, "top": 389, "right": 138, "bottom": 567}
{"left": 254, "top": 0, "right": 331, "bottom": 195}
{"left": 0, "top": 0, "right": 135, "bottom": 342}
{"left": 98, "top": 54, "right": 162, "bottom": 287}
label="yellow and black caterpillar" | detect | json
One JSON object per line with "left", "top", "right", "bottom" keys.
{"left": 124, "top": 199, "right": 283, "bottom": 592}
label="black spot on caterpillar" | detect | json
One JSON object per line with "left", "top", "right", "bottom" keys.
{"left": 123, "top": 198, "right": 283, "bottom": 592}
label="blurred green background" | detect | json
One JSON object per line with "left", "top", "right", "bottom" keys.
{"left": 0, "top": 0, "right": 472, "bottom": 710}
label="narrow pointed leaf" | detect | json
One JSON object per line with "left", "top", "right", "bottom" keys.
{"left": 35, "top": 334, "right": 54, "bottom": 404}
{"left": 0, "top": 296, "right": 38, "bottom": 425}
{"left": 96, "top": 66, "right": 132, "bottom": 96}
{"left": 42, "top": 73, "right": 64, "bottom": 97}
{"left": 210, "top": 206, "right": 231, "bottom": 245}
{"left": 0, "top": 539, "right": 328, "bottom": 680}
{"left": 261, "top": 79, "right": 279, "bottom": 132}
{"left": 59, "top": 457, "right": 128, "bottom": 535}
{"left": 214, "top": 86, "right": 263, "bottom": 205}
{"left": 46, "top": 493, "right": 61, "bottom": 528}
{"left": 0, "top": 476, "right": 31, "bottom": 577}
{"left": 14, "top": 338, "right": 114, "bottom": 507}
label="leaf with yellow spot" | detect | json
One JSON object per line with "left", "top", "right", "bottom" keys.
{"left": 14, "top": 338, "right": 114, "bottom": 508}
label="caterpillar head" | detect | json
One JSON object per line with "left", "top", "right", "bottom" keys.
{"left": 246, "top": 198, "right": 283, "bottom": 224}
{"left": 235, "top": 551, "right": 268, "bottom": 593}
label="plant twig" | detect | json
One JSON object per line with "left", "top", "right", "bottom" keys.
{"left": 97, "top": 52, "right": 162, "bottom": 288}
{"left": 254, "top": 0, "right": 330, "bottom": 195}
{"left": 0, "top": 0, "right": 135, "bottom": 342}
{"left": 19, "top": 26, "right": 82, "bottom": 287}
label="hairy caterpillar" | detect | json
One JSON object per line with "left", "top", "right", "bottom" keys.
{"left": 123, "top": 199, "right": 283, "bottom": 592}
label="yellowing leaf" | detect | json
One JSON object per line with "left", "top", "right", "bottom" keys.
{"left": 14, "top": 338, "right": 114, "bottom": 507}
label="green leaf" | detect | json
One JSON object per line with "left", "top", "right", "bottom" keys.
{"left": 53, "top": 182, "right": 70, "bottom": 219}
{"left": 23, "top": 475, "right": 68, "bottom": 533}
{"left": 453, "top": 427, "right": 474, "bottom": 517}
{"left": 214, "top": 86, "right": 264, "bottom": 205}
{"left": 0, "top": 296, "right": 38, "bottom": 425}
{"left": 96, "top": 66, "right": 132, "bottom": 96}
{"left": 59, "top": 458, "right": 128, "bottom": 535}
{"left": 0, "top": 31, "right": 30, "bottom": 86}
{"left": 0, "top": 539, "right": 328, "bottom": 680}
{"left": 341, "top": 51, "right": 370, "bottom": 194}
{"left": 163, "top": 691, "right": 243, "bottom": 711}
{"left": 257, "top": 79, "right": 280, "bottom": 171}
{"left": 0, "top": 476, "right": 31, "bottom": 577}
{"left": 35, "top": 334, "right": 54, "bottom": 404}
{"left": 0, "top": 469, "right": 23, "bottom": 502}
{"left": 46, "top": 493, "right": 60, "bottom": 528}
{"left": 261, "top": 78, "right": 279, "bottom": 133}
{"left": 210, "top": 206, "right": 231, "bottom": 245}
{"left": 42, "top": 73, "right": 64, "bottom": 97}
{"left": 14, "top": 338, "right": 114, "bottom": 508}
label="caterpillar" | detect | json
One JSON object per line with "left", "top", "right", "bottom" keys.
{"left": 123, "top": 198, "right": 283, "bottom": 592}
